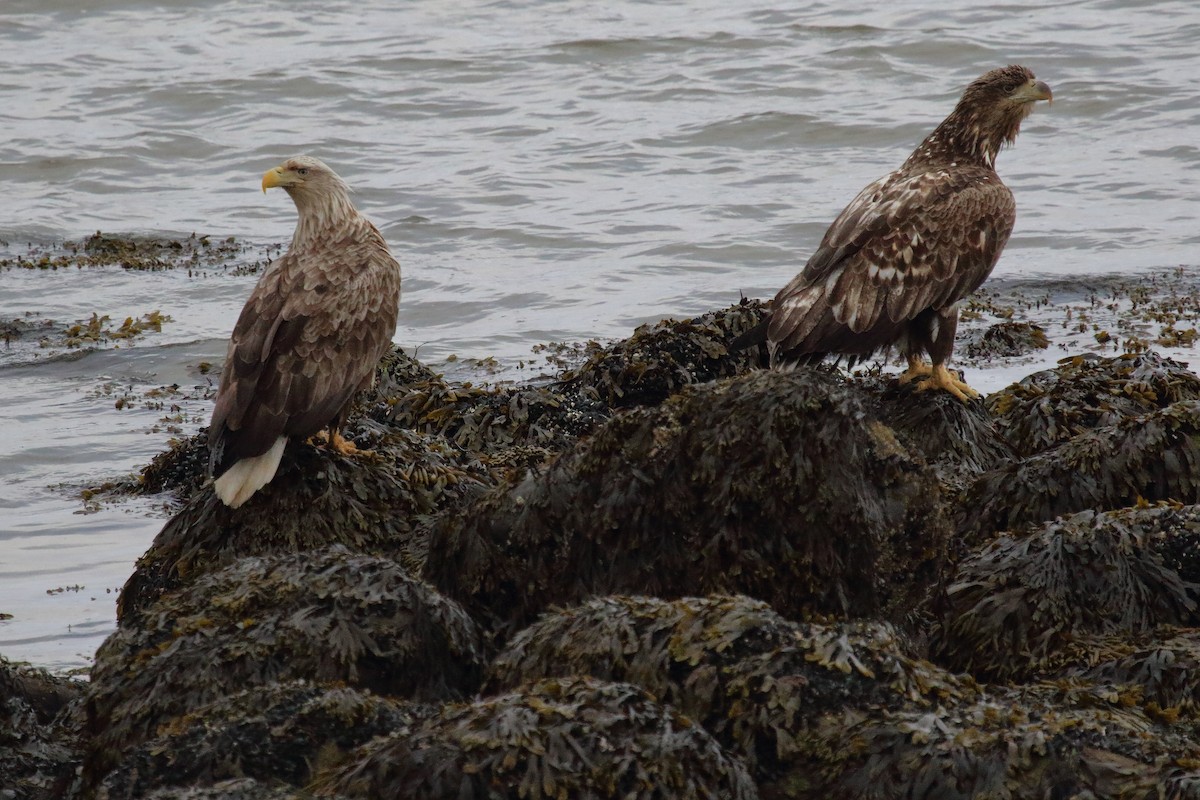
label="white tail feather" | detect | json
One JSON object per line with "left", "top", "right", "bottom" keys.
{"left": 213, "top": 436, "right": 287, "bottom": 508}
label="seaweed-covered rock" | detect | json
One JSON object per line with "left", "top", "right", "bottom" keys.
{"left": 425, "top": 368, "right": 950, "bottom": 637}
{"left": 86, "top": 547, "right": 486, "bottom": 789}
{"left": 315, "top": 676, "right": 759, "bottom": 800}
{"left": 372, "top": 301, "right": 764, "bottom": 455}
{"left": 959, "top": 400, "right": 1200, "bottom": 542}
{"left": 139, "top": 778, "right": 345, "bottom": 800}
{"left": 989, "top": 352, "right": 1200, "bottom": 457}
{"left": 821, "top": 682, "right": 1200, "bottom": 800}
{"left": 855, "top": 374, "right": 1016, "bottom": 491}
{"left": 486, "top": 595, "right": 972, "bottom": 783}
{"left": 1071, "top": 628, "right": 1200, "bottom": 722}
{"left": 98, "top": 681, "right": 427, "bottom": 799}
{"left": 1, "top": 658, "right": 84, "bottom": 800}
{"left": 118, "top": 426, "right": 494, "bottom": 621}
{"left": 935, "top": 509, "right": 1199, "bottom": 682}
{"left": 559, "top": 298, "right": 765, "bottom": 407}
{"left": 962, "top": 320, "right": 1049, "bottom": 360}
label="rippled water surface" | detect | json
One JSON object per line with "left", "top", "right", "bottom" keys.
{"left": 3, "top": 0, "right": 1200, "bottom": 671}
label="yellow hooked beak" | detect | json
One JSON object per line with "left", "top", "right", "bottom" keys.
{"left": 1017, "top": 79, "right": 1053, "bottom": 105}
{"left": 261, "top": 166, "right": 287, "bottom": 193}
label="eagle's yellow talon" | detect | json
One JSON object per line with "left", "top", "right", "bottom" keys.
{"left": 897, "top": 356, "right": 934, "bottom": 385}
{"left": 914, "top": 364, "right": 980, "bottom": 402}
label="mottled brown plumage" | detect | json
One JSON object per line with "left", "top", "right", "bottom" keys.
{"left": 735, "top": 65, "right": 1051, "bottom": 400}
{"left": 208, "top": 156, "right": 402, "bottom": 507}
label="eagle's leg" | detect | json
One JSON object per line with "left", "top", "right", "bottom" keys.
{"left": 909, "top": 305, "right": 979, "bottom": 401}
{"left": 897, "top": 354, "right": 933, "bottom": 385}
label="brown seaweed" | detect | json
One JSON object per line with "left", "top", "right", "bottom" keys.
{"left": 935, "top": 508, "right": 1199, "bottom": 682}
{"left": 958, "top": 399, "right": 1200, "bottom": 543}
{"left": 485, "top": 594, "right": 972, "bottom": 786}
{"left": 118, "top": 426, "right": 494, "bottom": 621}
{"left": 85, "top": 547, "right": 487, "bottom": 790}
{"left": 423, "top": 368, "right": 951, "bottom": 639}
{"left": 314, "top": 676, "right": 759, "bottom": 800}
{"left": 988, "top": 352, "right": 1200, "bottom": 457}
{"left": 97, "top": 681, "right": 427, "bottom": 799}
{"left": 0, "top": 658, "right": 84, "bottom": 800}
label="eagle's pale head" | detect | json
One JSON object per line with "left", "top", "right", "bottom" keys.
{"left": 948, "top": 65, "right": 1053, "bottom": 165}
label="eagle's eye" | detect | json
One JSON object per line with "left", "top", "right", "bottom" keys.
{"left": 297, "top": 168, "right": 309, "bottom": 176}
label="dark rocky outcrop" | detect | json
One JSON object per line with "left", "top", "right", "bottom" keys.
{"left": 118, "top": 426, "right": 494, "bottom": 621}
{"left": 86, "top": 547, "right": 486, "bottom": 791}
{"left": 97, "top": 681, "right": 426, "bottom": 799}
{"left": 424, "top": 368, "right": 952, "bottom": 639}
{"left": 0, "top": 658, "right": 84, "bottom": 800}
{"left": 485, "top": 594, "right": 972, "bottom": 788}
{"left": 935, "top": 508, "right": 1200, "bottom": 682}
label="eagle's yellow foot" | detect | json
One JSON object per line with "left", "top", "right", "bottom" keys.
{"left": 914, "top": 363, "right": 980, "bottom": 402}
{"left": 329, "top": 430, "right": 372, "bottom": 457}
{"left": 306, "top": 430, "right": 330, "bottom": 446}
{"left": 897, "top": 357, "right": 934, "bottom": 385}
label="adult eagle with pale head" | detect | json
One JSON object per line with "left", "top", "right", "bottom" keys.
{"left": 208, "top": 156, "right": 402, "bottom": 508}
{"left": 734, "top": 65, "right": 1052, "bottom": 400}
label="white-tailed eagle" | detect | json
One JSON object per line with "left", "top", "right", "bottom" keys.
{"left": 734, "top": 65, "right": 1052, "bottom": 400}
{"left": 208, "top": 156, "right": 402, "bottom": 507}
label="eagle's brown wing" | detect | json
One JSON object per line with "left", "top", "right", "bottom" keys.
{"left": 208, "top": 221, "right": 400, "bottom": 476}
{"left": 767, "top": 165, "right": 1016, "bottom": 359}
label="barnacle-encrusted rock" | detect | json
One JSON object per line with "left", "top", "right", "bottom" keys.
{"left": 425, "top": 368, "right": 950, "bottom": 637}
{"left": 1, "top": 658, "right": 83, "bottom": 800}
{"left": 958, "top": 400, "right": 1200, "bottom": 542}
{"left": 989, "top": 352, "right": 1200, "bottom": 457}
{"left": 935, "top": 509, "right": 1199, "bottom": 682}
{"left": 118, "top": 426, "right": 494, "bottom": 621}
{"left": 86, "top": 547, "right": 486, "bottom": 789}
{"left": 819, "top": 682, "right": 1200, "bottom": 800}
{"left": 486, "top": 595, "right": 972, "bottom": 783}
{"left": 98, "top": 681, "right": 427, "bottom": 799}
{"left": 315, "top": 676, "right": 760, "bottom": 800}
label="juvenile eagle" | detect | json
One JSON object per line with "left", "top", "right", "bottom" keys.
{"left": 734, "top": 65, "right": 1052, "bottom": 400}
{"left": 208, "top": 156, "right": 402, "bottom": 508}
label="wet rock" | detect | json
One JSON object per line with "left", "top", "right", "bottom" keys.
{"left": 821, "top": 682, "right": 1200, "bottom": 800}
{"left": 989, "top": 352, "right": 1200, "bottom": 457}
{"left": 97, "top": 681, "right": 427, "bottom": 799}
{"left": 486, "top": 595, "right": 972, "bottom": 785}
{"left": 118, "top": 425, "right": 494, "bottom": 621}
{"left": 0, "top": 658, "right": 84, "bottom": 800}
{"left": 424, "top": 368, "right": 951, "bottom": 638}
{"left": 934, "top": 508, "right": 1199, "bottom": 682}
{"left": 314, "top": 676, "right": 760, "bottom": 800}
{"left": 958, "top": 399, "right": 1200, "bottom": 542}
{"left": 86, "top": 547, "right": 487, "bottom": 790}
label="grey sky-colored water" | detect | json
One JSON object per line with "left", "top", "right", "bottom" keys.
{"left": 2, "top": 0, "right": 1200, "bottom": 670}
